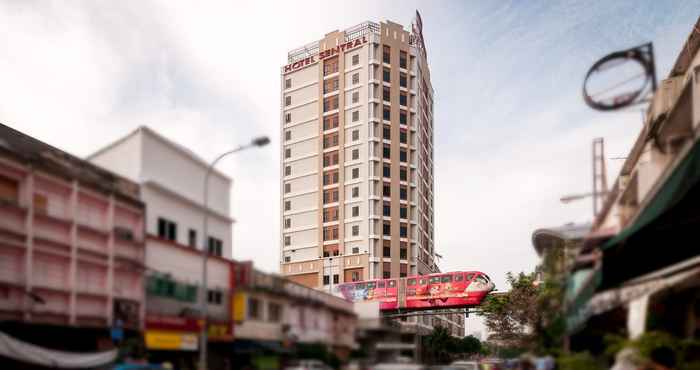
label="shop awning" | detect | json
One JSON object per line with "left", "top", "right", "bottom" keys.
{"left": 232, "top": 339, "right": 291, "bottom": 354}
{"left": 0, "top": 331, "right": 117, "bottom": 368}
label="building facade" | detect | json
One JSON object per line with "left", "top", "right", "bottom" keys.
{"left": 89, "top": 126, "right": 235, "bottom": 367}
{"left": 280, "top": 16, "right": 437, "bottom": 289}
{"left": 0, "top": 123, "right": 145, "bottom": 364}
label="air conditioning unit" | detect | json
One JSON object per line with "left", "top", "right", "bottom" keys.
{"left": 114, "top": 226, "right": 135, "bottom": 241}
{"left": 649, "top": 76, "right": 685, "bottom": 124}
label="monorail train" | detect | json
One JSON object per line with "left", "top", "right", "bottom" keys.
{"left": 335, "top": 271, "right": 495, "bottom": 310}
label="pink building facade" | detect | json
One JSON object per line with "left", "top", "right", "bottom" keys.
{"left": 0, "top": 124, "right": 145, "bottom": 335}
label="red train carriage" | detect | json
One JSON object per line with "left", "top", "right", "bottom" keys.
{"left": 335, "top": 271, "right": 494, "bottom": 311}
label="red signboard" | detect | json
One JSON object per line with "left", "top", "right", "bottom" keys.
{"left": 283, "top": 36, "right": 368, "bottom": 74}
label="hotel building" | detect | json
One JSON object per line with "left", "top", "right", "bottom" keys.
{"left": 280, "top": 17, "right": 437, "bottom": 289}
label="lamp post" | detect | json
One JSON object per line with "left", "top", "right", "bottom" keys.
{"left": 199, "top": 136, "right": 269, "bottom": 370}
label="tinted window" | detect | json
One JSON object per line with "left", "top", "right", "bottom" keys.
{"left": 419, "top": 278, "right": 428, "bottom": 285}
{"left": 441, "top": 275, "right": 453, "bottom": 283}
{"left": 388, "top": 280, "right": 397, "bottom": 288}
{"left": 356, "top": 283, "right": 365, "bottom": 289}
{"left": 455, "top": 274, "right": 463, "bottom": 282}
{"left": 367, "top": 282, "right": 376, "bottom": 289}
{"left": 466, "top": 273, "right": 475, "bottom": 281}
{"left": 430, "top": 276, "right": 441, "bottom": 284}
{"left": 378, "top": 281, "right": 385, "bottom": 288}
{"left": 407, "top": 278, "right": 417, "bottom": 286}
{"left": 476, "top": 276, "right": 489, "bottom": 284}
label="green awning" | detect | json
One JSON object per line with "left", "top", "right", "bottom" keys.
{"left": 565, "top": 267, "right": 602, "bottom": 333}
{"left": 602, "top": 139, "right": 700, "bottom": 250}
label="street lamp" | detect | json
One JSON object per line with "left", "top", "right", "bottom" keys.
{"left": 199, "top": 135, "right": 269, "bottom": 370}
{"left": 559, "top": 192, "right": 596, "bottom": 204}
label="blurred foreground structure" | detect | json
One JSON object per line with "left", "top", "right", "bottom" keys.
{"left": 564, "top": 16, "right": 700, "bottom": 354}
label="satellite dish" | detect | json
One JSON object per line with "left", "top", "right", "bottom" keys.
{"left": 583, "top": 43, "right": 657, "bottom": 111}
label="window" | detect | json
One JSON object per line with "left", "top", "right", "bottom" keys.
{"left": 352, "top": 206, "right": 359, "bottom": 217}
{"left": 323, "top": 189, "right": 339, "bottom": 203}
{"left": 455, "top": 273, "right": 463, "bottom": 282}
{"left": 352, "top": 91, "right": 359, "bottom": 103}
{"left": 324, "top": 78, "right": 339, "bottom": 93}
{"left": 284, "top": 165, "right": 291, "bottom": 176}
{"left": 323, "top": 226, "right": 339, "bottom": 241}
{"left": 323, "top": 133, "right": 339, "bottom": 148}
{"left": 400, "top": 73, "right": 407, "bottom": 88}
{"left": 284, "top": 256, "right": 291, "bottom": 263}
{"left": 285, "top": 96, "right": 291, "bottom": 106}
{"left": 352, "top": 271, "right": 360, "bottom": 282}
{"left": 400, "top": 93, "right": 407, "bottom": 106}
{"left": 383, "top": 202, "right": 391, "bottom": 217}
{"left": 383, "top": 68, "right": 390, "bottom": 83}
{"left": 383, "top": 125, "right": 391, "bottom": 140}
{"left": 323, "top": 207, "right": 338, "bottom": 222}
{"left": 352, "top": 168, "right": 359, "bottom": 179}
{"left": 400, "top": 264, "right": 407, "bottom": 277}
{"left": 400, "top": 224, "right": 407, "bottom": 238}
{"left": 352, "top": 129, "right": 359, "bottom": 141}
{"left": 383, "top": 164, "right": 390, "bottom": 178}
{"left": 352, "top": 225, "right": 359, "bottom": 236}
{"left": 208, "top": 237, "right": 223, "bottom": 256}
{"left": 399, "top": 51, "right": 407, "bottom": 68}
{"left": 352, "top": 54, "right": 359, "bottom": 66}
{"left": 284, "top": 148, "right": 291, "bottom": 159}
{"left": 333, "top": 274, "right": 339, "bottom": 284}
{"left": 383, "top": 107, "right": 390, "bottom": 121}
{"left": 323, "top": 114, "right": 339, "bottom": 130}
{"left": 188, "top": 229, "right": 196, "bottom": 248}
{"left": 400, "top": 130, "right": 407, "bottom": 143}
{"left": 323, "top": 275, "right": 330, "bottom": 285}
{"left": 383, "top": 246, "right": 391, "bottom": 257}
{"left": 400, "top": 150, "right": 407, "bottom": 162}
{"left": 352, "top": 110, "right": 359, "bottom": 122}
{"left": 383, "top": 183, "right": 391, "bottom": 197}
{"left": 323, "top": 95, "right": 338, "bottom": 112}
{"left": 284, "top": 200, "right": 291, "bottom": 211}
{"left": 284, "top": 235, "right": 291, "bottom": 246}
{"left": 207, "top": 290, "right": 223, "bottom": 305}
{"left": 285, "top": 130, "right": 291, "bottom": 141}
{"left": 284, "top": 183, "right": 291, "bottom": 194}
{"left": 157, "top": 218, "right": 177, "bottom": 242}
{"left": 352, "top": 187, "right": 359, "bottom": 198}
{"left": 352, "top": 73, "right": 359, "bottom": 85}
{"left": 323, "top": 170, "right": 339, "bottom": 185}
{"left": 400, "top": 168, "right": 407, "bottom": 181}
{"left": 249, "top": 298, "right": 260, "bottom": 319}
{"left": 400, "top": 247, "right": 407, "bottom": 259}
{"left": 383, "top": 45, "right": 390, "bottom": 64}
{"left": 285, "top": 113, "right": 291, "bottom": 123}
{"left": 383, "top": 145, "right": 391, "bottom": 159}
{"left": 383, "top": 87, "right": 391, "bottom": 102}
{"left": 268, "top": 303, "right": 282, "bottom": 322}
{"left": 400, "top": 111, "right": 407, "bottom": 125}
{"left": 352, "top": 149, "right": 359, "bottom": 160}
{"left": 383, "top": 263, "right": 391, "bottom": 279}
{"left": 400, "top": 206, "right": 407, "bottom": 219}
{"left": 383, "top": 222, "right": 391, "bottom": 236}
{"left": 400, "top": 186, "right": 407, "bottom": 200}
{"left": 284, "top": 218, "right": 291, "bottom": 229}
{"left": 324, "top": 57, "right": 338, "bottom": 75}
{"left": 441, "top": 275, "right": 453, "bottom": 283}
{"left": 323, "top": 152, "right": 338, "bottom": 167}
{"left": 352, "top": 247, "right": 359, "bottom": 254}
{"left": 285, "top": 78, "right": 291, "bottom": 89}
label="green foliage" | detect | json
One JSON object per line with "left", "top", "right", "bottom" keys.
{"left": 602, "top": 331, "right": 700, "bottom": 369}
{"left": 295, "top": 342, "right": 342, "bottom": 369}
{"left": 422, "top": 327, "right": 484, "bottom": 364}
{"left": 557, "top": 352, "right": 605, "bottom": 370}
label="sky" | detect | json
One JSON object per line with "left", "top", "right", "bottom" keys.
{"left": 1, "top": 1, "right": 698, "bottom": 336}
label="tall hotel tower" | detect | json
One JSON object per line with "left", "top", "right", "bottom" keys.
{"left": 281, "top": 15, "right": 437, "bottom": 289}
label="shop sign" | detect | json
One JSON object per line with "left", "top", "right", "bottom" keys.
{"left": 145, "top": 330, "right": 198, "bottom": 351}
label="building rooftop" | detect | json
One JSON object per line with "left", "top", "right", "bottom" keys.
{"left": 0, "top": 122, "right": 142, "bottom": 205}
{"left": 532, "top": 222, "right": 592, "bottom": 256}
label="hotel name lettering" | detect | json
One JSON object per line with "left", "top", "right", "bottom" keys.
{"left": 283, "top": 36, "right": 368, "bottom": 74}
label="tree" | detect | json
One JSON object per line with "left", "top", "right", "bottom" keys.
{"left": 422, "top": 328, "right": 484, "bottom": 364}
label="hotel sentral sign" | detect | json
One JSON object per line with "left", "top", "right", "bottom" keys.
{"left": 283, "top": 36, "right": 368, "bottom": 74}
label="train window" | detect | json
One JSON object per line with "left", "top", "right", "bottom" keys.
{"left": 367, "top": 282, "right": 376, "bottom": 289}
{"left": 345, "top": 284, "right": 354, "bottom": 290}
{"left": 430, "top": 276, "right": 441, "bottom": 284}
{"left": 407, "top": 278, "right": 417, "bottom": 286}
{"left": 356, "top": 283, "right": 366, "bottom": 289}
{"left": 441, "top": 275, "right": 452, "bottom": 283}
{"left": 455, "top": 274, "right": 463, "bottom": 282}
{"left": 388, "top": 280, "right": 397, "bottom": 288}
{"left": 378, "top": 281, "right": 385, "bottom": 288}
{"left": 483, "top": 274, "right": 492, "bottom": 282}
{"left": 476, "top": 276, "right": 488, "bottom": 284}
{"left": 419, "top": 278, "right": 427, "bottom": 285}
{"left": 466, "top": 273, "right": 475, "bottom": 281}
